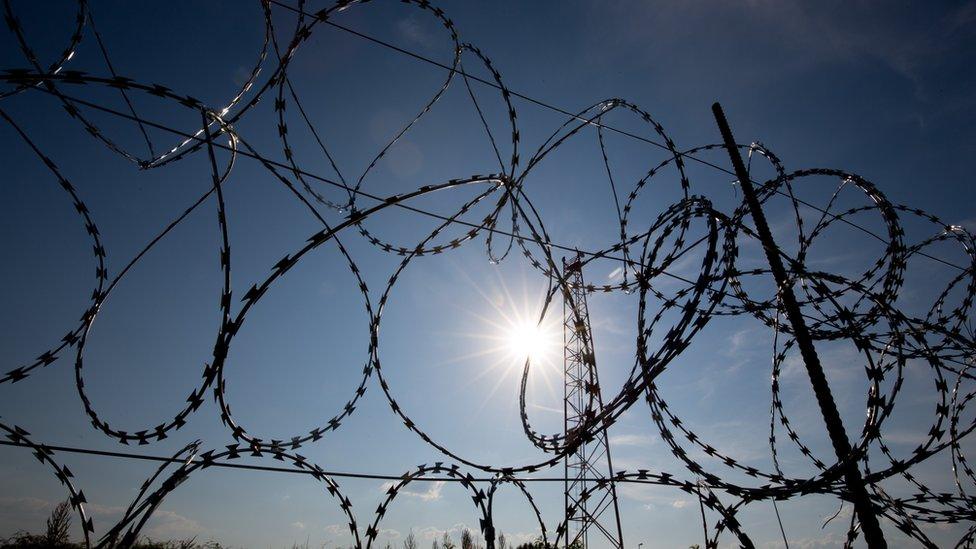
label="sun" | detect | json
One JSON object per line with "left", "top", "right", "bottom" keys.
{"left": 445, "top": 269, "right": 565, "bottom": 412}
{"left": 505, "top": 320, "right": 557, "bottom": 363}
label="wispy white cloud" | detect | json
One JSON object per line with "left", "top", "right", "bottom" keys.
{"left": 726, "top": 326, "right": 759, "bottom": 356}
{"left": 609, "top": 433, "right": 656, "bottom": 447}
{"left": 616, "top": 482, "right": 659, "bottom": 503}
{"left": 0, "top": 496, "right": 52, "bottom": 514}
{"left": 955, "top": 217, "right": 976, "bottom": 232}
{"left": 379, "top": 480, "right": 446, "bottom": 502}
{"left": 526, "top": 402, "right": 563, "bottom": 415}
{"left": 500, "top": 530, "right": 543, "bottom": 545}
{"left": 0, "top": 497, "right": 132, "bottom": 535}
{"left": 143, "top": 509, "right": 204, "bottom": 539}
{"left": 397, "top": 17, "right": 436, "bottom": 49}
{"left": 415, "top": 523, "right": 483, "bottom": 542}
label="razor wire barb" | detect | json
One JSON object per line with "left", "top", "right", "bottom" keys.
{"left": 0, "top": 1, "right": 975, "bottom": 548}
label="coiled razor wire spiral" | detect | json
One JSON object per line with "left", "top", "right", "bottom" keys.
{"left": 0, "top": 0, "right": 974, "bottom": 547}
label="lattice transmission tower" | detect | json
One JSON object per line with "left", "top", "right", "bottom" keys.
{"left": 562, "top": 254, "right": 625, "bottom": 549}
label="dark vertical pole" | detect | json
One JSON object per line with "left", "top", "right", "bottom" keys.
{"left": 711, "top": 103, "right": 887, "bottom": 548}
{"left": 563, "top": 256, "right": 571, "bottom": 549}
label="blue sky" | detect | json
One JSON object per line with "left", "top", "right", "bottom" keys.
{"left": 0, "top": 1, "right": 975, "bottom": 547}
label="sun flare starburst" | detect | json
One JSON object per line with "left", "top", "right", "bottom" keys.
{"left": 435, "top": 263, "right": 573, "bottom": 424}
{"left": 504, "top": 319, "right": 557, "bottom": 363}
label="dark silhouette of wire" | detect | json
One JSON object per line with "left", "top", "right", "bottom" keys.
{"left": 266, "top": 0, "right": 967, "bottom": 273}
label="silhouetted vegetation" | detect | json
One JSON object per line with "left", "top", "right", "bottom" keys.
{"left": 403, "top": 531, "right": 417, "bottom": 549}
{"left": 3, "top": 501, "right": 540, "bottom": 549}
{"left": 0, "top": 501, "right": 224, "bottom": 549}
{"left": 513, "top": 537, "right": 582, "bottom": 549}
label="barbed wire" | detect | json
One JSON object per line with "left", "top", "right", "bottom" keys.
{"left": 0, "top": 1, "right": 974, "bottom": 548}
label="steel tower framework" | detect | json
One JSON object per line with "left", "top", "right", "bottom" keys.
{"left": 562, "top": 255, "right": 624, "bottom": 549}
